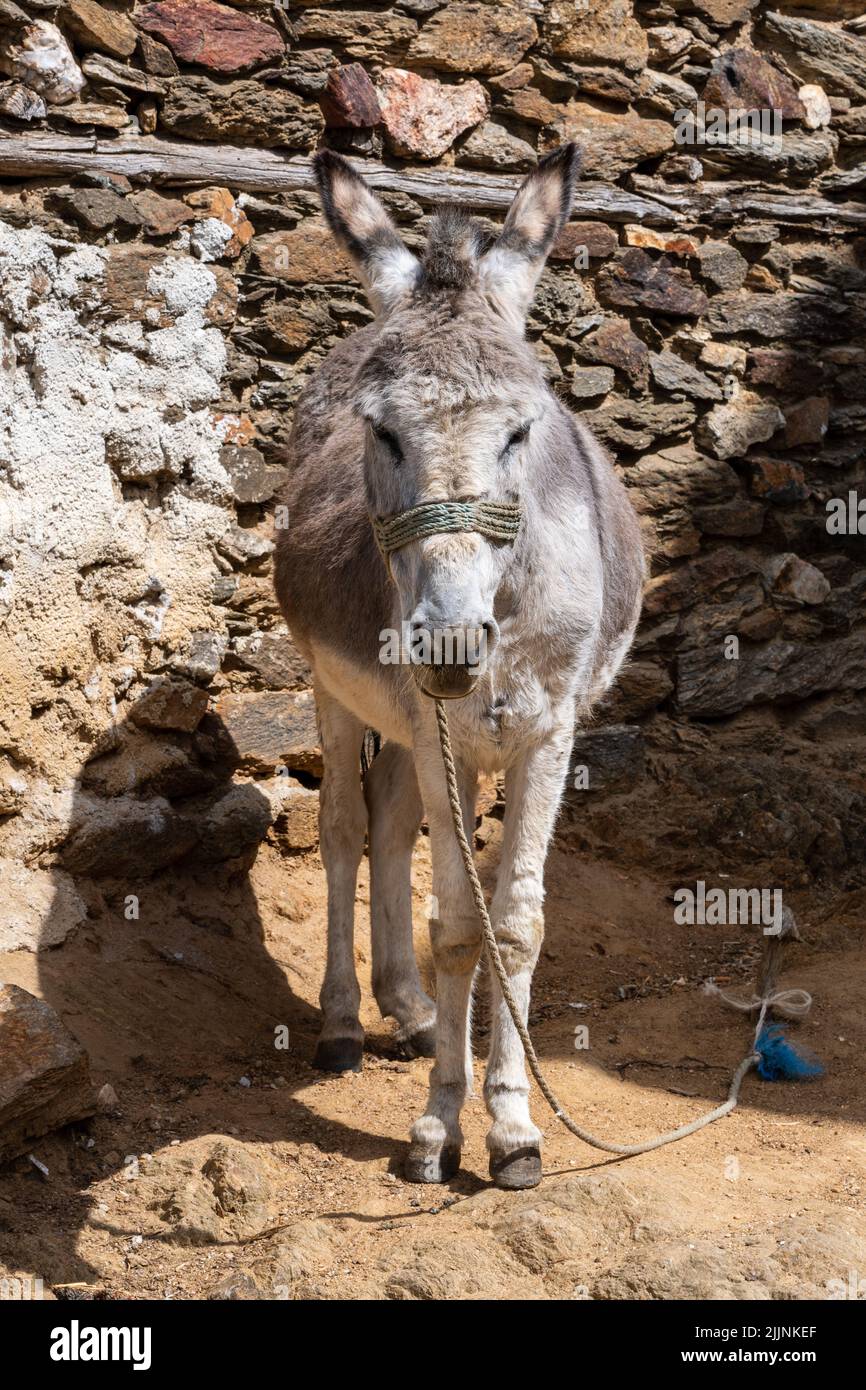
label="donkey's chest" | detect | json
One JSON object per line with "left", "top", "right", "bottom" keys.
{"left": 449, "top": 650, "right": 574, "bottom": 774}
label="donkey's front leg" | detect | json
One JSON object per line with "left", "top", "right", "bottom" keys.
{"left": 405, "top": 728, "right": 479, "bottom": 1183}
{"left": 313, "top": 686, "right": 368, "bottom": 1072}
{"left": 485, "top": 718, "right": 574, "bottom": 1189}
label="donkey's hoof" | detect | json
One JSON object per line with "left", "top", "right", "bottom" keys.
{"left": 401, "top": 1024, "right": 437, "bottom": 1059}
{"left": 404, "top": 1143, "right": 461, "bottom": 1184}
{"left": 313, "top": 1037, "right": 363, "bottom": 1073}
{"left": 489, "top": 1147, "right": 543, "bottom": 1190}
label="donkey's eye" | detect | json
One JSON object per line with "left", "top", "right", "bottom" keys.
{"left": 371, "top": 423, "right": 403, "bottom": 464}
{"left": 502, "top": 422, "right": 530, "bottom": 456}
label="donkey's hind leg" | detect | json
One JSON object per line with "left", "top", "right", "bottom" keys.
{"left": 313, "top": 685, "right": 367, "bottom": 1072}
{"left": 365, "top": 741, "right": 436, "bottom": 1057}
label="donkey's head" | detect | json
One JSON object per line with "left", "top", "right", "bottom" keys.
{"left": 314, "top": 145, "right": 581, "bottom": 698}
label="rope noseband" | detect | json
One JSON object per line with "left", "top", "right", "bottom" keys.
{"left": 373, "top": 499, "right": 521, "bottom": 572}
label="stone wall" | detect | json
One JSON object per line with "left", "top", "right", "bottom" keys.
{"left": 1, "top": 0, "right": 865, "bottom": 932}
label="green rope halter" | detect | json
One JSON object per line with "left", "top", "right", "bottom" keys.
{"left": 373, "top": 499, "right": 522, "bottom": 571}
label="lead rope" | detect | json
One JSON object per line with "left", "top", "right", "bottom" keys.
{"left": 434, "top": 698, "right": 762, "bottom": 1157}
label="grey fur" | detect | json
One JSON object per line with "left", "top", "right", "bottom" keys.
{"left": 274, "top": 149, "right": 646, "bottom": 1180}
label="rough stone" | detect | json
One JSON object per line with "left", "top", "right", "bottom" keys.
{"left": 551, "top": 221, "right": 618, "bottom": 263}
{"left": 0, "top": 79, "right": 46, "bottom": 119}
{"left": 699, "top": 392, "right": 784, "bottom": 460}
{"left": 228, "top": 631, "right": 310, "bottom": 690}
{"left": 160, "top": 76, "right": 323, "bottom": 148}
{"left": 601, "top": 660, "right": 674, "bottom": 719}
{"left": 185, "top": 186, "right": 253, "bottom": 259}
{"left": 584, "top": 397, "right": 696, "bottom": 453}
{"left": 272, "top": 782, "right": 319, "bottom": 851}
{"left": 761, "top": 12, "right": 866, "bottom": 103}
{"left": 699, "top": 129, "right": 836, "bottom": 183}
{"left": 138, "top": 30, "right": 178, "bottom": 77}
{"left": 765, "top": 553, "right": 830, "bottom": 606}
{"left": 458, "top": 120, "right": 535, "bottom": 172}
{"left": 217, "top": 524, "right": 274, "bottom": 568}
{"left": 544, "top": 0, "right": 648, "bottom": 73}
{"left": 500, "top": 85, "right": 560, "bottom": 127}
{"left": 129, "top": 680, "right": 210, "bottom": 733}
{"left": 63, "top": 0, "right": 137, "bottom": 59}
{"left": 49, "top": 100, "right": 131, "bottom": 130}
{"left": 61, "top": 795, "right": 201, "bottom": 876}
{"left": 202, "top": 1139, "right": 274, "bottom": 1219}
{"left": 409, "top": 3, "right": 536, "bottom": 75}
{"left": 577, "top": 318, "right": 649, "bottom": 386}
{"left": 0, "top": 984, "right": 96, "bottom": 1163}
{"left": 637, "top": 68, "right": 699, "bottom": 117}
{"left": 377, "top": 67, "right": 487, "bottom": 159}
{"left": 0, "top": 19, "right": 84, "bottom": 103}
{"left": 293, "top": 9, "right": 417, "bottom": 65}
{"left": 52, "top": 187, "right": 144, "bottom": 233}
{"left": 319, "top": 62, "right": 381, "bottom": 128}
{"left": 81, "top": 52, "right": 165, "bottom": 93}
{"left": 548, "top": 104, "right": 674, "bottom": 179}
{"left": 136, "top": 0, "right": 284, "bottom": 75}
{"left": 708, "top": 292, "right": 860, "bottom": 344}
{"left": 799, "top": 83, "right": 832, "bottom": 130}
{"left": 211, "top": 690, "right": 322, "bottom": 777}
{"left": 0, "top": 861, "right": 87, "bottom": 951}
{"left": 598, "top": 250, "right": 708, "bottom": 319}
{"left": 566, "top": 724, "right": 645, "bottom": 794}
{"left": 253, "top": 222, "right": 353, "bottom": 284}
{"left": 570, "top": 365, "right": 615, "bottom": 399}
{"left": 748, "top": 348, "right": 827, "bottom": 393}
{"left": 624, "top": 227, "right": 698, "bottom": 258}
{"left": 220, "top": 445, "right": 288, "bottom": 504}
{"left": 650, "top": 351, "right": 722, "bottom": 401}
{"left": 679, "top": 0, "right": 758, "bottom": 22}
{"left": 749, "top": 456, "right": 808, "bottom": 504}
{"left": 196, "top": 782, "right": 276, "bottom": 864}
{"left": 702, "top": 47, "right": 804, "bottom": 121}
{"left": 677, "top": 632, "right": 866, "bottom": 718}
{"left": 784, "top": 396, "right": 830, "bottom": 447}
{"left": 696, "top": 240, "right": 749, "bottom": 292}
{"left": 127, "top": 188, "right": 193, "bottom": 237}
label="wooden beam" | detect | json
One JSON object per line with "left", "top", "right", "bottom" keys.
{"left": 2, "top": 128, "right": 865, "bottom": 228}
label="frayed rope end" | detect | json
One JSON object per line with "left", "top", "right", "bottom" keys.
{"left": 755, "top": 1024, "right": 823, "bottom": 1082}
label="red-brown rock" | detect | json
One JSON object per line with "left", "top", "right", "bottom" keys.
{"left": 703, "top": 48, "right": 805, "bottom": 121}
{"left": 551, "top": 221, "right": 618, "bottom": 262}
{"left": 598, "top": 249, "right": 709, "bottom": 319}
{"left": 319, "top": 62, "right": 381, "bottom": 128}
{"left": 136, "top": 0, "right": 284, "bottom": 76}
{"left": 377, "top": 66, "right": 487, "bottom": 159}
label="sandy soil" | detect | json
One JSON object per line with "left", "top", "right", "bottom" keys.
{"left": 0, "top": 813, "right": 864, "bottom": 1301}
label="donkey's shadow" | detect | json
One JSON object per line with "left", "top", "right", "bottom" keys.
{"left": 0, "top": 704, "right": 412, "bottom": 1290}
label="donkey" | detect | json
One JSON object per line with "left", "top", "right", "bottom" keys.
{"left": 274, "top": 145, "right": 645, "bottom": 1190}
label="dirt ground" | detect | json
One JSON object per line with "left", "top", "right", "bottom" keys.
{"left": 1, "top": 806, "right": 864, "bottom": 1301}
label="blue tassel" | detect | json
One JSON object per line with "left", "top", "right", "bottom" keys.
{"left": 755, "top": 1024, "right": 823, "bottom": 1082}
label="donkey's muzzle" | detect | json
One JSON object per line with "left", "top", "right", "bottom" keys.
{"left": 417, "top": 664, "right": 479, "bottom": 701}
{"left": 410, "top": 619, "right": 497, "bottom": 701}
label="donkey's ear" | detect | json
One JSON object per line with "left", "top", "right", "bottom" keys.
{"left": 479, "top": 144, "right": 582, "bottom": 328}
{"left": 314, "top": 150, "right": 419, "bottom": 316}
